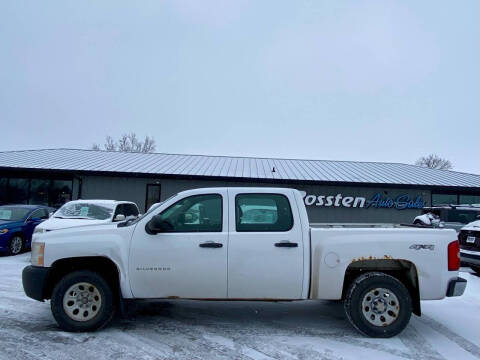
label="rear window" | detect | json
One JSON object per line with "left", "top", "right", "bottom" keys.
{"left": 235, "top": 193, "right": 293, "bottom": 232}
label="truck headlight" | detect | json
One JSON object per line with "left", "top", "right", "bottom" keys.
{"left": 31, "top": 242, "right": 45, "bottom": 267}
{"left": 0, "top": 229, "right": 8, "bottom": 234}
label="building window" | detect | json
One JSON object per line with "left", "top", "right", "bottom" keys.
{"left": 432, "top": 194, "right": 458, "bottom": 206}
{"left": 0, "top": 177, "right": 72, "bottom": 207}
{"left": 8, "top": 178, "right": 30, "bottom": 204}
{"left": 459, "top": 195, "right": 480, "bottom": 205}
{"left": 0, "top": 178, "right": 7, "bottom": 204}
{"left": 30, "top": 179, "right": 50, "bottom": 206}
{"left": 50, "top": 180, "right": 73, "bottom": 208}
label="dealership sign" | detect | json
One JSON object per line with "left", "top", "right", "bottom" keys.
{"left": 300, "top": 192, "right": 425, "bottom": 210}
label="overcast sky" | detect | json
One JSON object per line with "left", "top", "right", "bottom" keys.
{"left": 0, "top": 1, "right": 478, "bottom": 174}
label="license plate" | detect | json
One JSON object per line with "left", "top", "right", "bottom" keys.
{"left": 467, "top": 236, "right": 476, "bottom": 243}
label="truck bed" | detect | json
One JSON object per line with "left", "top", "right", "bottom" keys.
{"left": 308, "top": 226, "right": 458, "bottom": 301}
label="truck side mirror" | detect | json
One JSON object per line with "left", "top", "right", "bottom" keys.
{"left": 145, "top": 215, "right": 173, "bottom": 234}
{"left": 113, "top": 214, "right": 126, "bottom": 222}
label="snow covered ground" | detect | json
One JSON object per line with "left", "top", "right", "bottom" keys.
{"left": 0, "top": 253, "right": 479, "bottom": 360}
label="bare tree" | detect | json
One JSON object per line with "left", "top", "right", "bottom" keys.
{"left": 415, "top": 154, "right": 453, "bottom": 170}
{"left": 117, "top": 134, "right": 130, "bottom": 152}
{"left": 142, "top": 136, "right": 156, "bottom": 153}
{"left": 127, "top": 133, "right": 142, "bottom": 152}
{"left": 105, "top": 136, "right": 117, "bottom": 151}
{"left": 91, "top": 133, "right": 156, "bottom": 153}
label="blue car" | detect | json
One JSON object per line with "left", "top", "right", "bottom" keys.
{"left": 0, "top": 205, "right": 51, "bottom": 256}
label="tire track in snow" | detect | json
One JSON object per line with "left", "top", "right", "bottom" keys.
{"left": 398, "top": 326, "right": 446, "bottom": 360}
{"left": 419, "top": 315, "right": 480, "bottom": 359}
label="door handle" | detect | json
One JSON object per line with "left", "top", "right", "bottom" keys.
{"left": 199, "top": 241, "right": 223, "bottom": 248}
{"left": 274, "top": 241, "right": 298, "bottom": 248}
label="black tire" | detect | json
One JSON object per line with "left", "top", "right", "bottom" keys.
{"left": 7, "top": 234, "right": 24, "bottom": 256}
{"left": 470, "top": 266, "right": 480, "bottom": 275}
{"left": 344, "top": 272, "right": 412, "bottom": 338}
{"left": 51, "top": 270, "right": 115, "bottom": 332}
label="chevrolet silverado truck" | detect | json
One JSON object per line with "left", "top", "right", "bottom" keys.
{"left": 22, "top": 187, "right": 467, "bottom": 337}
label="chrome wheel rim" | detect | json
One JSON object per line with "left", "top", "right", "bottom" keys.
{"left": 10, "top": 236, "right": 22, "bottom": 254}
{"left": 361, "top": 287, "right": 400, "bottom": 327}
{"left": 63, "top": 282, "right": 102, "bottom": 322}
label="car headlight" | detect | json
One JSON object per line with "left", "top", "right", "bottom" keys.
{"left": 31, "top": 242, "right": 45, "bottom": 267}
{"left": 0, "top": 228, "right": 8, "bottom": 234}
{"left": 33, "top": 227, "right": 46, "bottom": 234}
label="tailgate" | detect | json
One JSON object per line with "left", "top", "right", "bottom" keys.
{"left": 459, "top": 229, "right": 480, "bottom": 251}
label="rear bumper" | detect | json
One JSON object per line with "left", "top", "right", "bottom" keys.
{"left": 460, "top": 250, "right": 480, "bottom": 266}
{"left": 22, "top": 265, "right": 50, "bottom": 301}
{"left": 446, "top": 277, "right": 467, "bottom": 297}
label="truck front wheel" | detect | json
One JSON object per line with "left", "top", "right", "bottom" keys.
{"left": 51, "top": 270, "right": 115, "bottom": 332}
{"left": 344, "top": 272, "right": 412, "bottom": 338}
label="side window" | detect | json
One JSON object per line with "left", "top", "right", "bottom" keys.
{"left": 40, "top": 209, "right": 50, "bottom": 219}
{"left": 114, "top": 204, "right": 124, "bottom": 217}
{"left": 29, "top": 209, "right": 39, "bottom": 220}
{"left": 158, "top": 194, "right": 222, "bottom": 232}
{"left": 30, "top": 209, "right": 48, "bottom": 220}
{"left": 124, "top": 204, "right": 139, "bottom": 217}
{"left": 236, "top": 193, "right": 293, "bottom": 232}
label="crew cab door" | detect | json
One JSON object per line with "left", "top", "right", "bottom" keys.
{"left": 227, "top": 189, "right": 305, "bottom": 299}
{"left": 129, "top": 190, "right": 228, "bottom": 299}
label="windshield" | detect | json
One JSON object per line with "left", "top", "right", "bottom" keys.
{"left": 54, "top": 202, "right": 114, "bottom": 220}
{"left": 0, "top": 207, "right": 31, "bottom": 221}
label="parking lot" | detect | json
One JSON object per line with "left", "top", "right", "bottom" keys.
{"left": 1, "top": 253, "right": 479, "bottom": 360}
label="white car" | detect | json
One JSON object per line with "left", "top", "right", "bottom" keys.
{"left": 33, "top": 200, "right": 139, "bottom": 235}
{"left": 413, "top": 212, "right": 441, "bottom": 226}
{"left": 23, "top": 187, "right": 466, "bottom": 337}
{"left": 458, "top": 220, "right": 480, "bottom": 274}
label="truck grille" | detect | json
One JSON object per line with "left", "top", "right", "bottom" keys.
{"left": 459, "top": 230, "right": 480, "bottom": 251}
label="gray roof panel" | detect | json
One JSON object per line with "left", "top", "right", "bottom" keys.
{"left": 0, "top": 148, "right": 478, "bottom": 188}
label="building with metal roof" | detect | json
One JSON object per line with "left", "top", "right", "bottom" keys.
{"left": 1, "top": 148, "right": 479, "bottom": 224}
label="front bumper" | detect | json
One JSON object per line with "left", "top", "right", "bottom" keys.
{"left": 22, "top": 265, "right": 50, "bottom": 301}
{"left": 446, "top": 277, "right": 467, "bottom": 297}
{"left": 0, "top": 233, "right": 11, "bottom": 252}
{"left": 460, "top": 249, "right": 480, "bottom": 266}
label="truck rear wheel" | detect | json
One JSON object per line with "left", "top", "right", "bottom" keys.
{"left": 51, "top": 270, "right": 115, "bottom": 332}
{"left": 344, "top": 272, "right": 412, "bottom": 338}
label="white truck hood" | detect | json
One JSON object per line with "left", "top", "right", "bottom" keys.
{"left": 37, "top": 217, "right": 111, "bottom": 231}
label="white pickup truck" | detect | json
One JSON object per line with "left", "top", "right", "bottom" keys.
{"left": 22, "top": 187, "right": 466, "bottom": 337}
